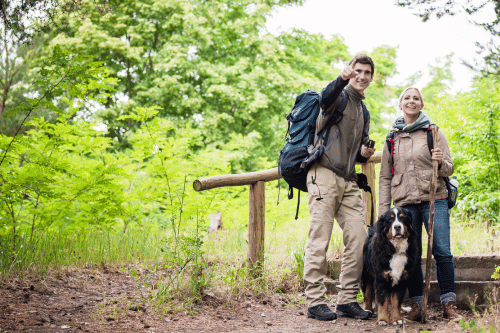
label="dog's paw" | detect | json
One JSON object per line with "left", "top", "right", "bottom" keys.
{"left": 377, "top": 321, "right": 388, "bottom": 326}
{"left": 392, "top": 319, "right": 404, "bottom": 326}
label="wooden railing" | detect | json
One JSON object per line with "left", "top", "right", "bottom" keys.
{"left": 193, "top": 151, "right": 382, "bottom": 271}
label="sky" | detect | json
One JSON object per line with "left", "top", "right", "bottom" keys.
{"left": 266, "top": 0, "right": 497, "bottom": 93}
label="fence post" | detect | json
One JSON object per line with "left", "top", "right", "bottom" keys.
{"left": 248, "top": 181, "right": 265, "bottom": 275}
{"left": 361, "top": 162, "right": 377, "bottom": 226}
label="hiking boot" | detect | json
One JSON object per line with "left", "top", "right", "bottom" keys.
{"left": 442, "top": 301, "right": 462, "bottom": 322}
{"left": 307, "top": 304, "right": 337, "bottom": 321}
{"left": 336, "top": 302, "right": 372, "bottom": 320}
{"left": 404, "top": 302, "right": 421, "bottom": 322}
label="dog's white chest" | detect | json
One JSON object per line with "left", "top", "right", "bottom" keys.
{"left": 389, "top": 239, "right": 409, "bottom": 286}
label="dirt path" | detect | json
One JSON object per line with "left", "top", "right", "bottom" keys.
{"left": 0, "top": 267, "right": 470, "bottom": 332}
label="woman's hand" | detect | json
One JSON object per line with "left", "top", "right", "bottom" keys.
{"left": 361, "top": 145, "right": 376, "bottom": 159}
{"left": 431, "top": 147, "right": 443, "bottom": 165}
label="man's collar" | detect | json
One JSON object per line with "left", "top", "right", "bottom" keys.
{"left": 346, "top": 84, "right": 365, "bottom": 100}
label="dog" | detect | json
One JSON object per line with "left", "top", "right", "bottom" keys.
{"left": 361, "top": 207, "right": 417, "bottom": 326}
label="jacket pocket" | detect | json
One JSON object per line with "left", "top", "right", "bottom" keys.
{"left": 416, "top": 170, "right": 433, "bottom": 196}
{"left": 390, "top": 173, "right": 407, "bottom": 202}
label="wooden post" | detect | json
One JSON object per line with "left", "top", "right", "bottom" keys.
{"left": 361, "top": 162, "right": 377, "bottom": 226}
{"left": 248, "top": 181, "right": 265, "bottom": 276}
{"left": 421, "top": 127, "right": 439, "bottom": 323}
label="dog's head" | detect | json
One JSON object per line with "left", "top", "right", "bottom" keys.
{"left": 376, "top": 207, "right": 413, "bottom": 241}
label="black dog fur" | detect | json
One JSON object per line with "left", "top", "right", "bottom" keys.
{"left": 361, "top": 207, "right": 418, "bottom": 325}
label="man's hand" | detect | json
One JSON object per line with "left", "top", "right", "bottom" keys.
{"left": 431, "top": 148, "right": 443, "bottom": 165}
{"left": 341, "top": 61, "right": 358, "bottom": 81}
{"left": 361, "top": 145, "right": 376, "bottom": 159}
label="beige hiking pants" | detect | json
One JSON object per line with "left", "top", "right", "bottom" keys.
{"left": 304, "top": 164, "right": 368, "bottom": 307}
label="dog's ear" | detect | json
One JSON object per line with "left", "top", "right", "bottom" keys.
{"left": 376, "top": 215, "right": 386, "bottom": 234}
{"left": 404, "top": 210, "right": 415, "bottom": 234}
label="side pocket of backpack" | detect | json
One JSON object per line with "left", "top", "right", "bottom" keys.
{"left": 279, "top": 147, "right": 310, "bottom": 193}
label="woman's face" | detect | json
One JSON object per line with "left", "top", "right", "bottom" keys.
{"left": 400, "top": 89, "right": 423, "bottom": 118}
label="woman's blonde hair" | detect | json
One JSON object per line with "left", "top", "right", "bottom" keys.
{"left": 398, "top": 87, "right": 424, "bottom": 110}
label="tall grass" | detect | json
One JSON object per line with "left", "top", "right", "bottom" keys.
{"left": 2, "top": 214, "right": 497, "bottom": 276}
{"left": 0, "top": 227, "right": 165, "bottom": 275}
{"left": 1, "top": 210, "right": 498, "bottom": 306}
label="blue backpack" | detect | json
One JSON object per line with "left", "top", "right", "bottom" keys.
{"left": 279, "top": 90, "right": 323, "bottom": 194}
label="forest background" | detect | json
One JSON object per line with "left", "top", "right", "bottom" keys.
{"left": 0, "top": 0, "right": 499, "bottom": 302}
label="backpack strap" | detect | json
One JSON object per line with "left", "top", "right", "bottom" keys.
{"left": 426, "top": 124, "right": 439, "bottom": 155}
{"left": 317, "top": 90, "right": 349, "bottom": 143}
{"left": 300, "top": 91, "right": 349, "bottom": 170}
{"left": 385, "top": 131, "right": 396, "bottom": 176}
{"left": 426, "top": 125, "right": 449, "bottom": 184}
{"left": 361, "top": 101, "right": 370, "bottom": 139}
{"left": 295, "top": 190, "right": 300, "bottom": 220}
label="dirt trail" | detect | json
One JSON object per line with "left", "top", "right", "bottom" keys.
{"left": 0, "top": 268, "right": 470, "bottom": 332}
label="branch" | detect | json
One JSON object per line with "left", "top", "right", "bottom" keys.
{"left": 0, "top": 69, "right": 71, "bottom": 170}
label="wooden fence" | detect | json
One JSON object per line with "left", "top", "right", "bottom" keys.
{"left": 193, "top": 151, "right": 382, "bottom": 270}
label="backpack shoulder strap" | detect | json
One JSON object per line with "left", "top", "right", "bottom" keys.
{"left": 426, "top": 124, "right": 439, "bottom": 155}
{"left": 385, "top": 131, "right": 396, "bottom": 176}
{"left": 361, "top": 101, "right": 370, "bottom": 138}
{"left": 426, "top": 125, "right": 448, "bottom": 182}
{"left": 317, "top": 90, "right": 349, "bottom": 141}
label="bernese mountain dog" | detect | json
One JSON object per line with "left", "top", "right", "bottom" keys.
{"left": 361, "top": 207, "right": 418, "bottom": 326}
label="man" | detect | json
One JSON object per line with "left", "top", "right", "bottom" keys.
{"left": 304, "top": 54, "right": 376, "bottom": 321}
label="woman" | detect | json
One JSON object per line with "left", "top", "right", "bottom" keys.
{"left": 378, "top": 87, "right": 462, "bottom": 322}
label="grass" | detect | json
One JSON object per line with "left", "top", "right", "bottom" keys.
{"left": 2, "top": 213, "right": 498, "bottom": 276}
{"left": 0, "top": 227, "right": 166, "bottom": 275}
{"left": 459, "top": 291, "right": 500, "bottom": 333}
{"left": 0, "top": 213, "right": 499, "bottom": 312}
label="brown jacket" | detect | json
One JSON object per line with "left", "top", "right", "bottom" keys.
{"left": 315, "top": 77, "right": 370, "bottom": 182}
{"left": 378, "top": 126, "right": 453, "bottom": 217}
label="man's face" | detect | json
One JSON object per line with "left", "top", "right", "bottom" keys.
{"left": 349, "top": 63, "right": 373, "bottom": 94}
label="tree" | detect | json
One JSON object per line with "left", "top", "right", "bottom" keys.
{"left": 0, "top": 20, "right": 53, "bottom": 136}
{"left": 395, "top": 0, "right": 494, "bottom": 22}
{"left": 428, "top": 76, "right": 500, "bottom": 226}
{"left": 0, "top": 0, "right": 111, "bottom": 45}
{"left": 421, "top": 53, "right": 454, "bottom": 105}
{"left": 43, "top": 0, "right": 401, "bottom": 170}
{"left": 396, "top": 0, "right": 500, "bottom": 76}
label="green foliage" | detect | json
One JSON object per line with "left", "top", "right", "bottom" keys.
{"left": 149, "top": 230, "right": 209, "bottom": 304}
{"left": 0, "top": 27, "right": 49, "bottom": 136}
{"left": 428, "top": 76, "right": 500, "bottom": 225}
{"left": 291, "top": 240, "right": 305, "bottom": 282}
{"left": 0, "top": 46, "right": 118, "bottom": 255}
{"left": 421, "top": 54, "right": 454, "bottom": 106}
{"left": 42, "top": 0, "right": 400, "bottom": 172}
{"left": 46, "top": 0, "right": 307, "bottom": 156}
{"left": 459, "top": 318, "right": 493, "bottom": 333}
{"left": 364, "top": 45, "right": 398, "bottom": 132}
{"left": 492, "top": 265, "right": 500, "bottom": 280}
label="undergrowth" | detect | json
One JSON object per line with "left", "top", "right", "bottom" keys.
{"left": 1, "top": 213, "right": 499, "bottom": 314}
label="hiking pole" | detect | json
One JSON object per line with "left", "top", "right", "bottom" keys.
{"left": 421, "top": 127, "right": 439, "bottom": 323}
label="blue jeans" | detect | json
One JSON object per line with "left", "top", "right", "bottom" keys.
{"left": 403, "top": 199, "right": 456, "bottom": 305}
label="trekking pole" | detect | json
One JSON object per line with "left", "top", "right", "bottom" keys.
{"left": 421, "top": 127, "right": 439, "bottom": 323}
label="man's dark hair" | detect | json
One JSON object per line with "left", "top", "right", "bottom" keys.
{"left": 349, "top": 54, "right": 375, "bottom": 77}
